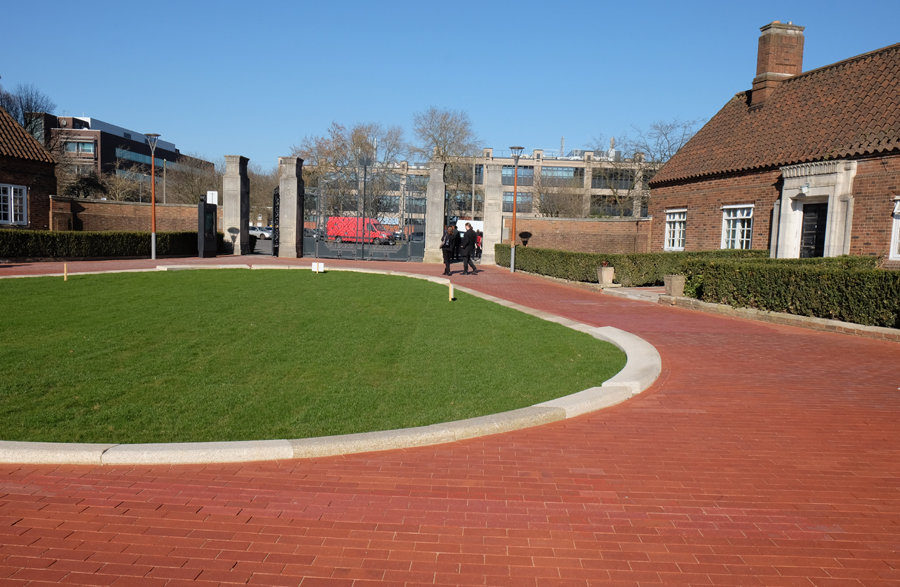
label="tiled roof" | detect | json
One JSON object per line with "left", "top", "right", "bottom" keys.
{"left": 0, "top": 106, "right": 56, "bottom": 164}
{"left": 652, "top": 42, "right": 900, "bottom": 185}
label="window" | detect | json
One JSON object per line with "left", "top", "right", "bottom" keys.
{"left": 503, "top": 191, "right": 532, "bottom": 213}
{"left": 721, "top": 205, "right": 754, "bottom": 249}
{"left": 474, "top": 164, "right": 483, "bottom": 185}
{"left": 891, "top": 198, "right": 900, "bottom": 261}
{"left": 541, "top": 166, "right": 583, "bottom": 186}
{"left": 65, "top": 141, "right": 94, "bottom": 154}
{"left": 0, "top": 184, "right": 27, "bottom": 225}
{"left": 665, "top": 209, "right": 686, "bottom": 251}
{"left": 502, "top": 165, "right": 534, "bottom": 186}
{"left": 592, "top": 169, "right": 634, "bottom": 190}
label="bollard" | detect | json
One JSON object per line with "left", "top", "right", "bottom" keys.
{"left": 64, "top": 263, "right": 67, "bottom": 282}
{"left": 449, "top": 283, "right": 454, "bottom": 301}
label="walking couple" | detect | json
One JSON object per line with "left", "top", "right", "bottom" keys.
{"left": 441, "top": 222, "right": 479, "bottom": 276}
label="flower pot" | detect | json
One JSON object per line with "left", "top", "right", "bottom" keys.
{"left": 597, "top": 266, "right": 615, "bottom": 286}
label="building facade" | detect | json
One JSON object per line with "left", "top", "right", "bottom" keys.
{"left": 649, "top": 22, "right": 900, "bottom": 265}
{"left": 0, "top": 106, "right": 56, "bottom": 231}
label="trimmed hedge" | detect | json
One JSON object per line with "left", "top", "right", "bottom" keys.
{"left": 683, "top": 260, "right": 900, "bottom": 328}
{"left": 494, "top": 244, "right": 770, "bottom": 286}
{"left": 0, "top": 230, "right": 223, "bottom": 259}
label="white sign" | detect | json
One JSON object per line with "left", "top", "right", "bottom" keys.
{"left": 206, "top": 191, "right": 218, "bottom": 205}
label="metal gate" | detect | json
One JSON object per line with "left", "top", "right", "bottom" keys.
{"left": 302, "top": 171, "right": 426, "bottom": 261}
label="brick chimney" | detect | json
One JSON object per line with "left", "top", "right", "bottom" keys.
{"left": 751, "top": 21, "right": 805, "bottom": 106}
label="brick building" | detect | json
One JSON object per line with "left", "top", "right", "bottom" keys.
{"left": 649, "top": 22, "right": 900, "bottom": 265}
{"left": 0, "top": 106, "right": 56, "bottom": 230}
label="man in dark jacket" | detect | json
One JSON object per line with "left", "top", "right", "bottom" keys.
{"left": 459, "top": 222, "right": 478, "bottom": 275}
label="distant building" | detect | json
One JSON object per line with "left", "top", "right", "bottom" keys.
{"left": 0, "top": 106, "right": 56, "bottom": 230}
{"left": 650, "top": 22, "right": 900, "bottom": 264}
{"left": 30, "top": 113, "right": 213, "bottom": 193}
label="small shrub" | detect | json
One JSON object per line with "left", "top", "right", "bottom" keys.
{"left": 0, "top": 229, "right": 216, "bottom": 259}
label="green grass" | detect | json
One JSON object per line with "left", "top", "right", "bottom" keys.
{"left": 1, "top": 270, "right": 626, "bottom": 443}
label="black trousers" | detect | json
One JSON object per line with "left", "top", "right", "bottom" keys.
{"left": 461, "top": 253, "right": 477, "bottom": 274}
{"left": 442, "top": 248, "right": 453, "bottom": 274}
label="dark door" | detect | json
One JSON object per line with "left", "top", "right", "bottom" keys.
{"left": 800, "top": 203, "right": 828, "bottom": 258}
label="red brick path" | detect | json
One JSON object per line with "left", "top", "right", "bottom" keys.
{"left": 1, "top": 256, "right": 898, "bottom": 586}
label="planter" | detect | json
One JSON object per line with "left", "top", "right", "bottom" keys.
{"left": 664, "top": 274, "right": 685, "bottom": 297}
{"left": 597, "top": 266, "right": 615, "bottom": 286}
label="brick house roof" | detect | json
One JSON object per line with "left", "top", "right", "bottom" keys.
{"left": 651, "top": 42, "right": 900, "bottom": 186}
{"left": 0, "top": 106, "right": 56, "bottom": 164}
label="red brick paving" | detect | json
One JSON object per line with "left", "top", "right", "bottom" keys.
{"left": 1, "top": 256, "right": 899, "bottom": 586}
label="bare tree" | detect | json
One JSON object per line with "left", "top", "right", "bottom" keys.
{"left": 100, "top": 158, "right": 142, "bottom": 201}
{"left": 532, "top": 173, "right": 585, "bottom": 218}
{"left": 163, "top": 152, "right": 220, "bottom": 205}
{"left": 0, "top": 83, "right": 56, "bottom": 138}
{"left": 411, "top": 107, "right": 483, "bottom": 219}
{"left": 631, "top": 118, "right": 704, "bottom": 165}
{"left": 410, "top": 107, "right": 480, "bottom": 162}
{"left": 248, "top": 162, "right": 278, "bottom": 225}
{"left": 292, "top": 121, "right": 407, "bottom": 219}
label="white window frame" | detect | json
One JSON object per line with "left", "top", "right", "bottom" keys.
{"left": 0, "top": 184, "right": 28, "bottom": 226}
{"left": 890, "top": 197, "right": 900, "bottom": 261}
{"left": 721, "top": 204, "right": 754, "bottom": 250}
{"left": 664, "top": 209, "right": 686, "bottom": 251}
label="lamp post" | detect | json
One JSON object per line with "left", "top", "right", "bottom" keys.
{"left": 359, "top": 149, "right": 373, "bottom": 258}
{"left": 509, "top": 146, "right": 524, "bottom": 273}
{"left": 146, "top": 133, "right": 160, "bottom": 260}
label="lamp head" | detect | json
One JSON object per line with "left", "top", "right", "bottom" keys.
{"left": 509, "top": 145, "right": 524, "bottom": 165}
{"left": 145, "top": 133, "right": 160, "bottom": 152}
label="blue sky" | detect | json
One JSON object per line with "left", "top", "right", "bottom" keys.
{"left": 3, "top": 0, "right": 898, "bottom": 167}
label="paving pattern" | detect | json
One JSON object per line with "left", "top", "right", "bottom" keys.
{"left": 1, "top": 257, "right": 898, "bottom": 586}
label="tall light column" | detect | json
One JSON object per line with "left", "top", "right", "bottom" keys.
{"left": 509, "top": 146, "right": 523, "bottom": 273}
{"left": 146, "top": 133, "right": 160, "bottom": 260}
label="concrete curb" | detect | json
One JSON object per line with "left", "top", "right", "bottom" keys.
{"left": 0, "top": 265, "right": 662, "bottom": 465}
{"left": 659, "top": 295, "right": 900, "bottom": 343}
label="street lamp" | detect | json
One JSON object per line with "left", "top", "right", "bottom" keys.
{"left": 509, "top": 146, "right": 524, "bottom": 273}
{"left": 146, "top": 133, "right": 160, "bottom": 260}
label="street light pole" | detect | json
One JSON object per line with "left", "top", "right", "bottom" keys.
{"left": 509, "top": 146, "right": 524, "bottom": 273}
{"left": 146, "top": 133, "right": 160, "bottom": 260}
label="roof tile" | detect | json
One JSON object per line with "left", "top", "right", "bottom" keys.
{"left": 0, "top": 106, "right": 56, "bottom": 164}
{"left": 653, "top": 43, "right": 900, "bottom": 185}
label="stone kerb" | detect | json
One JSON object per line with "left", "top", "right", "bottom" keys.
{"left": 0, "top": 266, "right": 662, "bottom": 465}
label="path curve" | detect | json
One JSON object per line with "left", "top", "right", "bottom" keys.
{"left": 0, "top": 256, "right": 897, "bottom": 587}
{"left": 0, "top": 266, "right": 660, "bottom": 465}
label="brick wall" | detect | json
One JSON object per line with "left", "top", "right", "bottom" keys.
{"left": 648, "top": 168, "right": 782, "bottom": 252}
{"left": 502, "top": 217, "right": 652, "bottom": 254}
{"left": 0, "top": 155, "right": 57, "bottom": 231}
{"left": 848, "top": 153, "right": 900, "bottom": 259}
{"left": 649, "top": 154, "right": 899, "bottom": 261}
{"left": 50, "top": 196, "right": 223, "bottom": 232}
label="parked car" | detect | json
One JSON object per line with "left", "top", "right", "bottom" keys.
{"left": 249, "top": 226, "right": 270, "bottom": 240}
{"left": 409, "top": 231, "right": 425, "bottom": 242}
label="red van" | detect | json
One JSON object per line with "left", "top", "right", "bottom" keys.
{"left": 326, "top": 217, "right": 394, "bottom": 244}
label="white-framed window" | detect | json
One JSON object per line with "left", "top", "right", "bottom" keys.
{"left": 890, "top": 197, "right": 900, "bottom": 261}
{"left": 664, "top": 209, "right": 686, "bottom": 251}
{"left": 0, "top": 184, "right": 28, "bottom": 225}
{"left": 721, "top": 205, "right": 754, "bottom": 249}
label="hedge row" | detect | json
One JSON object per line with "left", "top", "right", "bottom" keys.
{"left": 683, "top": 260, "right": 900, "bottom": 328}
{"left": 0, "top": 230, "right": 222, "bottom": 258}
{"left": 493, "top": 244, "right": 770, "bottom": 286}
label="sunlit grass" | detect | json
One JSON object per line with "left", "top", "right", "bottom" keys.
{"left": 1, "top": 269, "right": 626, "bottom": 443}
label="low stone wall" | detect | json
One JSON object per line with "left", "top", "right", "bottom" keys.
{"left": 503, "top": 216, "right": 652, "bottom": 254}
{"left": 50, "top": 196, "right": 223, "bottom": 232}
{"left": 658, "top": 295, "right": 900, "bottom": 343}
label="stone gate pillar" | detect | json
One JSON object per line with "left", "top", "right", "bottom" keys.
{"left": 423, "top": 160, "right": 446, "bottom": 264}
{"left": 223, "top": 155, "right": 249, "bottom": 255}
{"left": 277, "top": 156, "right": 304, "bottom": 258}
{"left": 480, "top": 163, "right": 503, "bottom": 264}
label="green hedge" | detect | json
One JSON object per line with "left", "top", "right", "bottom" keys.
{"left": 0, "top": 230, "right": 223, "bottom": 258}
{"left": 684, "top": 261, "right": 900, "bottom": 328}
{"left": 494, "top": 244, "right": 770, "bottom": 286}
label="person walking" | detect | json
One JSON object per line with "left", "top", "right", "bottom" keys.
{"left": 440, "top": 225, "right": 458, "bottom": 275}
{"left": 459, "top": 222, "right": 478, "bottom": 275}
{"left": 475, "top": 230, "right": 483, "bottom": 259}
